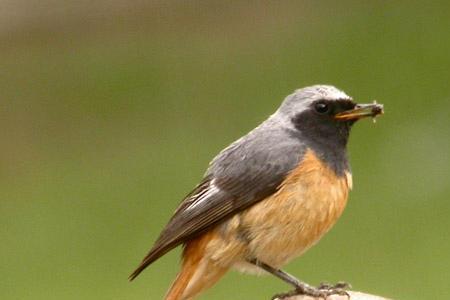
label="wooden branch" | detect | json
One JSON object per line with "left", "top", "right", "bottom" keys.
{"left": 280, "top": 291, "right": 391, "bottom": 300}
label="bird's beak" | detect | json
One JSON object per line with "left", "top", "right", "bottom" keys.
{"left": 334, "top": 102, "right": 384, "bottom": 121}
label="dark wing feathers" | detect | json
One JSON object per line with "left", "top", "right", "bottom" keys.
{"left": 130, "top": 128, "right": 304, "bottom": 280}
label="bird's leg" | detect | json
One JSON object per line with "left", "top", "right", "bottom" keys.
{"left": 248, "top": 258, "right": 315, "bottom": 291}
{"left": 248, "top": 258, "right": 350, "bottom": 300}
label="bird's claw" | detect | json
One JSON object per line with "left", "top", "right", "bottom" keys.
{"left": 271, "top": 289, "right": 300, "bottom": 300}
{"left": 272, "top": 282, "right": 351, "bottom": 300}
{"left": 318, "top": 281, "right": 352, "bottom": 290}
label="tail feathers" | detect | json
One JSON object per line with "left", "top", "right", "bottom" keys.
{"left": 164, "top": 262, "right": 197, "bottom": 300}
{"left": 165, "top": 231, "right": 228, "bottom": 300}
{"left": 165, "top": 257, "right": 227, "bottom": 300}
{"left": 130, "top": 230, "right": 228, "bottom": 300}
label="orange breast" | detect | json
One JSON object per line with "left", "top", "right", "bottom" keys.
{"left": 237, "top": 149, "right": 352, "bottom": 268}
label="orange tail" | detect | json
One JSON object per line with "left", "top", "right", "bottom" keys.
{"left": 165, "top": 232, "right": 228, "bottom": 300}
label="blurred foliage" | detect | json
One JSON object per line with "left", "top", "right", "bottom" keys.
{"left": 1, "top": 1, "right": 449, "bottom": 299}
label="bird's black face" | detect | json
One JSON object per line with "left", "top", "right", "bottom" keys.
{"left": 291, "top": 99, "right": 357, "bottom": 146}
{"left": 312, "top": 99, "right": 358, "bottom": 123}
{"left": 292, "top": 98, "right": 383, "bottom": 144}
{"left": 278, "top": 85, "right": 383, "bottom": 175}
{"left": 290, "top": 98, "right": 383, "bottom": 174}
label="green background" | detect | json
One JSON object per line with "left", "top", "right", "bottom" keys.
{"left": 1, "top": 1, "right": 449, "bottom": 299}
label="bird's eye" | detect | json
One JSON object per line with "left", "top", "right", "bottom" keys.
{"left": 314, "top": 102, "right": 330, "bottom": 114}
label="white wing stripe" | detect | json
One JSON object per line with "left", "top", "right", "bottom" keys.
{"left": 186, "top": 179, "right": 220, "bottom": 211}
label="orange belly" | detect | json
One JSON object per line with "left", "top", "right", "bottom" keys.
{"left": 204, "top": 149, "right": 352, "bottom": 273}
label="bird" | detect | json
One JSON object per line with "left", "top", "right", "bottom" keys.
{"left": 130, "top": 85, "right": 383, "bottom": 300}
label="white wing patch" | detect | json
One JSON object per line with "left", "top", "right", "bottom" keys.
{"left": 186, "top": 179, "right": 220, "bottom": 211}
{"left": 345, "top": 171, "right": 353, "bottom": 190}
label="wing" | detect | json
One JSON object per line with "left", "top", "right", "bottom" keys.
{"left": 130, "top": 125, "right": 304, "bottom": 280}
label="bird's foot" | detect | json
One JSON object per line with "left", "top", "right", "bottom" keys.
{"left": 271, "top": 281, "right": 351, "bottom": 300}
{"left": 317, "top": 281, "right": 351, "bottom": 291}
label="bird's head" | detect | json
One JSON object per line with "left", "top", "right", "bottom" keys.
{"left": 277, "top": 85, "right": 383, "bottom": 147}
